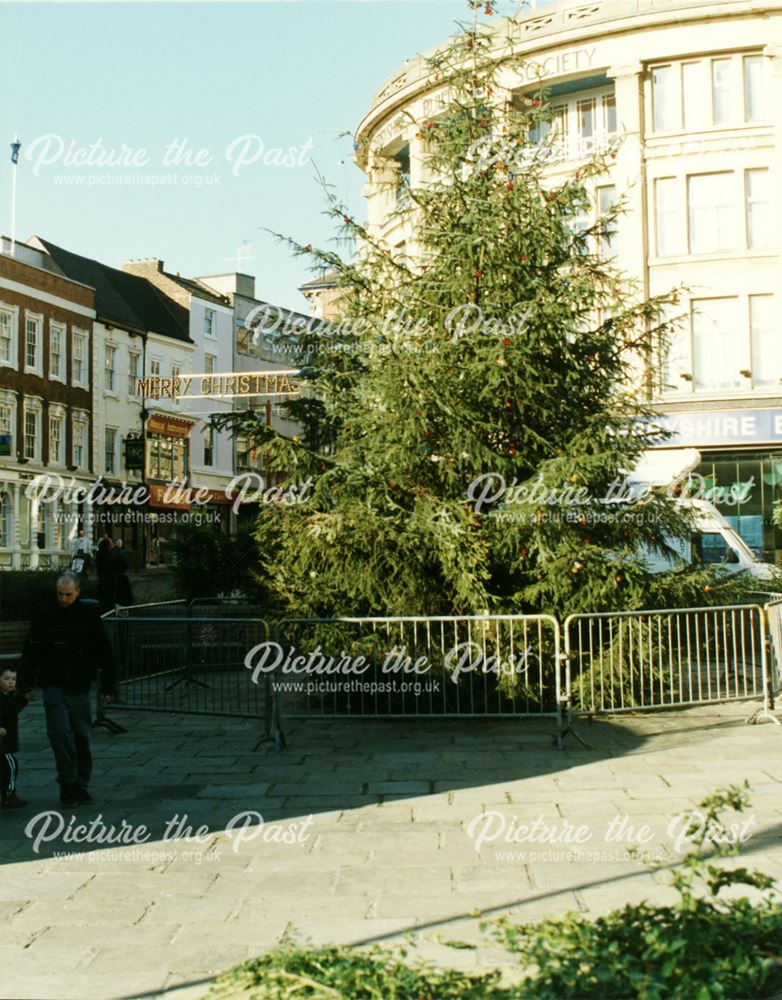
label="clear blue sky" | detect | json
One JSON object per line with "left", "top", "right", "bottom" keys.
{"left": 1, "top": 1, "right": 522, "bottom": 311}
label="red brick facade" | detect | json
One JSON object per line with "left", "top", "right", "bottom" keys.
{"left": 0, "top": 253, "right": 95, "bottom": 470}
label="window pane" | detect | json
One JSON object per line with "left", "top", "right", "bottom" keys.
{"left": 0, "top": 311, "right": 12, "bottom": 363}
{"left": 746, "top": 168, "right": 771, "bottom": 249}
{"left": 0, "top": 494, "right": 8, "bottom": 547}
{"left": 49, "top": 416, "right": 62, "bottom": 463}
{"left": 25, "top": 319, "right": 38, "bottom": 368}
{"left": 50, "top": 325, "right": 64, "bottom": 379}
{"left": 750, "top": 295, "right": 776, "bottom": 387}
{"left": 711, "top": 59, "right": 733, "bottom": 125}
{"left": 578, "top": 99, "right": 595, "bottom": 139}
{"left": 105, "top": 346, "right": 115, "bottom": 391}
{"left": 173, "top": 441, "right": 187, "bottom": 481}
{"left": 688, "top": 173, "right": 736, "bottom": 253}
{"left": 652, "top": 66, "right": 676, "bottom": 131}
{"left": 692, "top": 298, "right": 741, "bottom": 390}
{"left": 603, "top": 95, "right": 617, "bottom": 135}
{"left": 744, "top": 55, "right": 764, "bottom": 121}
{"left": 655, "top": 177, "right": 679, "bottom": 256}
{"left": 24, "top": 410, "right": 37, "bottom": 459}
{"left": 661, "top": 315, "right": 690, "bottom": 392}
{"left": 0, "top": 403, "right": 12, "bottom": 457}
{"left": 597, "top": 185, "right": 616, "bottom": 254}
{"left": 682, "top": 62, "right": 705, "bottom": 129}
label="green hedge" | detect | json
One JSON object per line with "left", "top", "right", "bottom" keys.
{"left": 208, "top": 786, "right": 782, "bottom": 1000}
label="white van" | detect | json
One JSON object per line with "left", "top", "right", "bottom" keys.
{"left": 627, "top": 450, "right": 779, "bottom": 582}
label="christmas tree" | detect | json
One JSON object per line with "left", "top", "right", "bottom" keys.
{"left": 215, "top": 1, "right": 743, "bottom": 619}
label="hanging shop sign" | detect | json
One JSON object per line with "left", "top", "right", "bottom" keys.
{"left": 124, "top": 436, "right": 144, "bottom": 470}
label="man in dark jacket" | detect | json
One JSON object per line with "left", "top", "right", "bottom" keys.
{"left": 20, "top": 571, "right": 116, "bottom": 808}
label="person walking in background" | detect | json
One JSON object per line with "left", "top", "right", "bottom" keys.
{"left": 72, "top": 528, "right": 93, "bottom": 578}
{"left": 20, "top": 572, "right": 115, "bottom": 808}
{"left": 95, "top": 535, "right": 117, "bottom": 615}
{"left": 111, "top": 539, "right": 134, "bottom": 607}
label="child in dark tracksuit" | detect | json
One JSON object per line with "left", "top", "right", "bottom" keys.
{"left": 0, "top": 667, "right": 33, "bottom": 809}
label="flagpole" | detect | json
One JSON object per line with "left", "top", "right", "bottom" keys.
{"left": 10, "top": 135, "right": 20, "bottom": 258}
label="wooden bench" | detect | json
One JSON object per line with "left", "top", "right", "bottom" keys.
{"left": 0, "top": 621, "right": 29, "bottom": 665}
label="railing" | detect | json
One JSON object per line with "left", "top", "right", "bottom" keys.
{"left": 95, "top": 600, "right": 781, "bottom": 751}
{"left": 274, "top": 613, "right": 566, "bottom": 743}
{"left": 102, "top": 610, "right": 281, "bottom": 747}
{"left": 564, "top": 605, "right": 769, "bottom": 720}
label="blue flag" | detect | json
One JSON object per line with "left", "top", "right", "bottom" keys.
{"left": 10, "top": 140, "right": 21, "bottom": 165}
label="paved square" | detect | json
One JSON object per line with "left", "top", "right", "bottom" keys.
{"left": 2, "top": 701, "right": 781, "bottom": 999}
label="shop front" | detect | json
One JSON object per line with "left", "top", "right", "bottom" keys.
{"left": 654, "top": 407, "right": 782, "bottom": 565}
{"left": 144, "top": 413, "right": 195, "bottom": 566}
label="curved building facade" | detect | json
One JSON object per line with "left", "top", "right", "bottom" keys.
{"left": 355, "top": 0, "right": 782, "bottom": 563}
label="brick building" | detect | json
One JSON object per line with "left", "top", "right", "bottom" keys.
{"left": 0, "top": 241, "right": 96, "bottom": 569}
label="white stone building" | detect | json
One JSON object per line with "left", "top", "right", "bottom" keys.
{"left": 355, "top": 0, "right": 782, "bottom": 562}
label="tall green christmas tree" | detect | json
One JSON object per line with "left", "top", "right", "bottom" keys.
{"left": 216, "top": 2, "right": 739, "bottom": 619}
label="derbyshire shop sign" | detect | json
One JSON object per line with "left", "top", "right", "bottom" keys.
{"left": 135, "top": 370, "right": 300, "bottom": 400}
{"left": 654, "top": 409, "right": 782, "bottom": 447}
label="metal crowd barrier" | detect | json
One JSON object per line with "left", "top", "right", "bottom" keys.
{"left": 760, "top": 598, "right": 782, "bottom": 726}
{"left": 563, "top": 604, "right": 774, "bottom": 725}
{"left": 95, "top": 599, "right": 782, "bottom": 752}
{"left": 101, "top": 610, "right": 283, "bottom": 749}
{"left": 273, "top": 614, "right": 567, "bottom": 745}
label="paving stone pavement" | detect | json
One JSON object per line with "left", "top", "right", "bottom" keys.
{"left": 1, "top": 700, "right": 781, "bottom": 999}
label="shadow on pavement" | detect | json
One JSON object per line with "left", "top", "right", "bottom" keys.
{"left": 1, "top": 704, "right": 648, "bottom": 863}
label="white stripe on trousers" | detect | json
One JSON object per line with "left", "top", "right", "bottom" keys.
{"left": 3, "top": 752, "right": 17, "bottom": 795}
